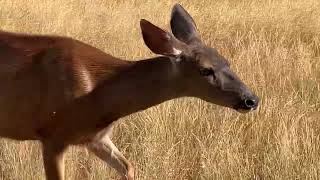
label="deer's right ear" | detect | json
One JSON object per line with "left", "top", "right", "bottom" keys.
{"left": 140, "top": 19, "right": 182, "bottom": 57}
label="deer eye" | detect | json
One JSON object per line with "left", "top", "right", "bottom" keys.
{"left": 199, "top": 68, "right": 214, "bottom": 76}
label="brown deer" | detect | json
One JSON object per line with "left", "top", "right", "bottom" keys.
{"left": 0, "top": 4, "right": 259, "bottom": 180}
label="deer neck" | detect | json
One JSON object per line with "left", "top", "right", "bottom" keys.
{"left": 47, "top": 56, "right": 185, "bottom": 139}
{"left": 90, "top": 56, "right": 185, "bottom": 120}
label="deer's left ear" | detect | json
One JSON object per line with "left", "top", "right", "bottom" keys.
{"left": 170, "top": 4, "right": 200, "bottom": 44}
{"left": 140, "top": 19, "right": 184, "bottom": 57}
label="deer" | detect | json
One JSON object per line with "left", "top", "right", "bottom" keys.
{"left": 0, "top": 4, "right": 259, "bottom": 180}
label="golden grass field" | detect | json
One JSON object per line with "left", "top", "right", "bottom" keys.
{"left": 0, "top": 0, "right": 320, "bottom": 179}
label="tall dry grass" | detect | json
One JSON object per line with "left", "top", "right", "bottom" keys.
{"left": 0, "top": 0, "right": 320, "bottom": 179}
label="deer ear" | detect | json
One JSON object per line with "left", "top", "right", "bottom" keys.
{"left": 170, "top": 4, "right": 200, "bottom": 44}
{"left": 140, "top": 19, "right": 182, "bottom": 57}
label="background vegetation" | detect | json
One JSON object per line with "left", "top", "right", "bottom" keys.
{"left": 0, "top": 0, "right": 319, "bottom": 179}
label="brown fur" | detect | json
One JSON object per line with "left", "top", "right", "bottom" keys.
{"left": 0, "top": 28, "right": 188, "bottom": 180}
{"left": 0, "top": 30, "right": 130, "bottom": 140}
{"left": 0, "top": 4, "right": 258, "bottom": 180}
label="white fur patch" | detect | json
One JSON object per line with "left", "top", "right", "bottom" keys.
{"left": 76, "top": 64, "right": 94, "bottom": 96}
{"left": 80, "top": 67, "right": 94, "bottom": 92}
{"left": 172, "top": 47, "right": 182, "bottom": 56}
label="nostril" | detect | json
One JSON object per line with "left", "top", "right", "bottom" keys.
{"left": 244, "top": 99, "right": 256, "bottom": 108}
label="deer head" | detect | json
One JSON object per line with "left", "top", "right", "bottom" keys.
{"left": 140, "top": 4, "right": 259, "bottom": 113}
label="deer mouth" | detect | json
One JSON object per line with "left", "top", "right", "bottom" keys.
{"left": 233, "top": 102, "right": 258, "bottom": 113}
{"left": 235, "top": 108, "right": 255, "bottom": 114}
{"left": 232, "top": 95, "right": 259, "bottom": 113}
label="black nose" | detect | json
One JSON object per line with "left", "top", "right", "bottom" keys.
{"left": 244, "top": 98, "right": 259, "bottom": 109}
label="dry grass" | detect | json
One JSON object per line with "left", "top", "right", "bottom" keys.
{"left": 0, "top": 0, "right": 320, "bottom": 179}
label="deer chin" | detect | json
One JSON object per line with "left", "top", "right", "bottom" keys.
{"left": 233, "top": 104, "right": 257, "bottom": 114}
{"left": 235, "top": 108, "right": 253, "bottom": 114}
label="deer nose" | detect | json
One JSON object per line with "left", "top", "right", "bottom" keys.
{"left": 244, "top": 97, "right": 259, "bottom": 109}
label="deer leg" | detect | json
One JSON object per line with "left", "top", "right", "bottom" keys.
{"left": 42, "top": 141, "right": 66, "bottom": 180}
{"left": 87, "top": 129, "right": 134, "bottom": 180}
